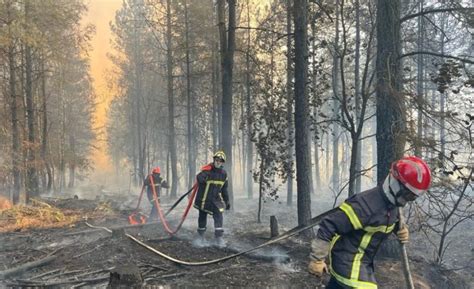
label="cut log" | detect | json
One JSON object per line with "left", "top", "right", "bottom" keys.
{"left": 107, "top": 264, "right": 143, "bottom": 288}
{"left": 0, "top": 254, "right": 57, "bottom": 279}
{"left": 270, "top": 215, "right": 279, "bottom": 238}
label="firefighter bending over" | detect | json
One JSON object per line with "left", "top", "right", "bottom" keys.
{"left": 309, "top": 156, "right": 431, "bottom": 289}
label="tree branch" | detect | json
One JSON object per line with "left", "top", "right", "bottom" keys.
{"left": 399, "top": 51, "right": 474, "bottom": 64}
{"left": 400, "top": 7, "right": 474, "bottom": 23}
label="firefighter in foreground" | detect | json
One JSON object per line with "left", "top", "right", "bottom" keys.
{"left": 308, "top": 156, "right": 431, "bottom": 289}
{"left": 194, "top": 150, "right": 230, "bottom": 247}
{"left": 144, "top": 166, "right": 169, "bottom": 222}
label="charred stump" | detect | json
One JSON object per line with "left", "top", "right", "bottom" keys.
{"left": 107, "top": 264, "right": 143, "bottom": 288}
{"left": 270, "top": 215, "right": 279, "bottom": 238}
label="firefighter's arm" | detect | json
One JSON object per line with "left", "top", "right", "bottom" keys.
{"left": 309, "top": 201, "right": 369, "bottom": 276}
{"left": 161, "top": 179, "right": 170, "bottom": 189}
{"left": 221, "top": 179, "right": 230, "bottom": 209}
{"left": 196, "top": 171, "right": 209, "bottom": 184}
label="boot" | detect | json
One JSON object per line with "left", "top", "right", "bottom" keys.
{"left": 215, "top": 236, "right": 226, "bottom": 248}
{"left": 214, "top": 229, "right": 226, "bottom": 248}
{"left": 193, "top": 227, "right": 207, "bottom": 247}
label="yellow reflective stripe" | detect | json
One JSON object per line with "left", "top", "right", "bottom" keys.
{"left": 364, "top": 223, "right": 395, "bottom": 233}
{"left": 329, "top": 234, "right": 377, "bottom": 288}
{"left": 200, "top": 180, "right": 226, "bottom": 210}
{"left": 330, "top": 268, "right": 378, "bottom": 289}
{"left": 207, "top": 180, "right": 225, "bottom": 186}
{"left": 200, "top": 182, "right": 212, "bottom": 210}
{"left": 351, "top": 232, "right": 375, "bottom": 280}
{"left": 340, "top": 203, "right": 363, "bottom": 230}
{"left": 328, "top": 234, "right": 340, "bottom": 268}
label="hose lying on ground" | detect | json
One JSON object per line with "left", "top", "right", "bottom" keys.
{"left": 85, "top": 206, "right": 338, "bottom": 266}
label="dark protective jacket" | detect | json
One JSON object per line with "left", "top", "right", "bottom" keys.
{"left": 317, "top": 186, "right": 399, "bottom": 289}
{"left": 193, "top": 163, "right": 229, "bottom": 215}
{"left": 144, "top": 173, "right": 169, "bottom": 202}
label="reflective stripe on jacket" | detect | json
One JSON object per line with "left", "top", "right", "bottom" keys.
{"left": 317, "top": 186, "right": 399, "bottom": 288}
{"left": 193, "top": 164, "right": 229, "bottom": 215}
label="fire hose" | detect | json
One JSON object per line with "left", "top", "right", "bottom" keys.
{"left": 148, "top": 177, "right": 198, "bottom": 235}
{"left": 86, "top": 207, "right": 338, "bottom": 266}
{"left": 129, "top": 178, "right": 198, "bottom": 236}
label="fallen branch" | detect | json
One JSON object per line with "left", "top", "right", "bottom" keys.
{"left": 9, "top": 274, "right": 109, "bottom": 287}
{"left": 202, "top": 264, "right": 241, "bottom": 276}
{"left": 72, "top": 243, "right": 106, "bottom": 259}
{"left": 0, "top": 254, "right": 57, "bottom": 279}
{"left": 30, "top": 268, "right": 61, "bottom": 280}
{"left": 155, "top": 272, "right": 185, "bottom": 279}
{"left": 64, "top": 220, "right": 165, "bottom": 236}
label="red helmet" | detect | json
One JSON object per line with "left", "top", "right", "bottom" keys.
{"left": 390, "top": 156, "right": 431, "bottom": 196}
{"left": 152, "top": 167, "right": 161, "bottom": 174}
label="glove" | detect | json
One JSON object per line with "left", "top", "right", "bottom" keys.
{"left": 308, "top": 260, "right": 328, "bottom": 277}
{"left": 397, "top": 226, "right": 409, "bottom": 244}
{"left": 225, "top": 203, "right": 231, "bottom": 210}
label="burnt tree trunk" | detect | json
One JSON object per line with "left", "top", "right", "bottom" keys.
{"left": 286, "top": 0, "right": 294, "bottom": 206}
{"left": 293, "top": 0, "right": 312, "bottom": 233}
{"left": 24, "top": 0, "right": 38, "bottom": 202}
{"left": 8, "top": 26, "right": 21, "bottom": 204}
{"left": 166, "top": 0, "right": 178, "bottom": 198}
{"left": 184, "top": 0, "right": 196, "bottom": 189}
{"left": 218, "top": 0, "right": 236, "bottom": 206}
{"left": 246, "top": 0, "right": 254, "bottom": 199}
{"left": 375, "top": 0, "right": 405, "bottom": 184}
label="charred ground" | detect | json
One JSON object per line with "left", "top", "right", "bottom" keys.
{"left": 0, "top": 193, "right": 471, "bottom": 288}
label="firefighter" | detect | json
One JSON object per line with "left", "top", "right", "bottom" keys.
{"left": 308, "top": 156, "right": 431, "bottom": 289}
{"left": 144, "top": 166, "right": 169, "bottom": 222}
{"left": 194, "top": 150, "right": 230, "bottom": 247}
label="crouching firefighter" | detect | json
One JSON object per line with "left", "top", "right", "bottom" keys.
{"left": 308, "top": 156, "right": 431, "bottom": 289}
{"left": 144, "top": 166, "right": 169, "bottom": 222}
{"left": 194, "top": 150, "right": 230, "bottom": 247}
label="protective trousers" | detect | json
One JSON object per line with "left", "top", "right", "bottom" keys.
{"left": 197, "top": 210, "right": 223, "bottom": 237}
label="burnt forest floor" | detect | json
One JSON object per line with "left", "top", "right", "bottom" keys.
{"left": 0, "top": 192, "right": 472, "bottom": 289}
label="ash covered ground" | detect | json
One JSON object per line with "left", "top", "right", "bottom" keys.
{"left": 0, "top": 188, "right": 471, "bottom": 288}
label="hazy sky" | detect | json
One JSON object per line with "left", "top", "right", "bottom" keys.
{"left": 82, "top": 0, "right": 122, "bottom": 172}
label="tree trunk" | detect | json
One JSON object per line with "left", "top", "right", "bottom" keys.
{"left": 8, "top": 28, "right": 21, "bottom": 204}
{"left": 331, "top": 0, "right": 341, "bottom": 192}
{"left": 257, "top": 158, "right": 264, "bottom": 223}
{"left": 439, "top": 4, "right": 446, "bottom": 161}
{"left": 40, "top": 55, "right": 49, "bottom": 194}
{"left": 246, "top": 0, "right": 253, "bottom": 199}
{"left": 24, "top": 0, "right": 38, "bottom": 202}
{"left": 415, "top": 0, "right": 424, "bottom": 157}
{"left": 286, "top": 0, "right": 294, "bottom": 206}
{"left": 166, "top": 0, "right": 178, "bottom": 198}
{"left": 133, "top": 4, "right": 144, "bottom": 183}
{"left": 293, "top": 0, "right": 312, "bottom": 232}
{"left": 311, "top": 17, "right": 321, "bottom": 192}
{"left": 218, "top": 0, "right": 235, "bottom": 206}
{"left": 184, "top": 0, "right": 196, "bottom": 189}
{"left": 212, "top": 38, "right": 219, "bottom": 151}
{"left": 375, "top": 0, "right": 405, "bottom": 184}
{"left": 354, "top": 0, "right": 362, "bottom": 194}
{"left": 68, "top": 135, "right": 75, "bottom": 188}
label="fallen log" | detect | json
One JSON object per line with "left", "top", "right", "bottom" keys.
{"left": 0, "top": 254, "right": 57, "bottom": 279}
